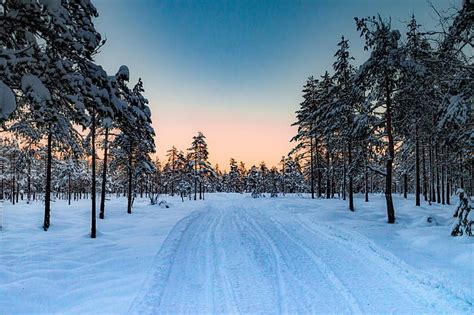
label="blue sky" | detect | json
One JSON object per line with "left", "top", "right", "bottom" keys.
{"left": 93, "top": 0, "right": 453, "bottom": 169}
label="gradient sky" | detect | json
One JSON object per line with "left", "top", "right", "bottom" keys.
{"left": 93, "top": 0, "right": 452, "bottom": 170}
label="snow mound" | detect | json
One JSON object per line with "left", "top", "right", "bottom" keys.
{"left": 411, "top": 215, "right": 440, "bottom": 227}
{"left": 21, "top": 74, "right": 51, "bottom": 105}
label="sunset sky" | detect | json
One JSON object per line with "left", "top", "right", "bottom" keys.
{"left": 94, "top": 0, "right": 451, "bottom": 170}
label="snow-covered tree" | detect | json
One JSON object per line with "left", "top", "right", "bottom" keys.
{"left": 355, "top": 15, "right": 403, "bottom": 223}
{"left": 188, "top": 132, "right": 211, "bottom": 200}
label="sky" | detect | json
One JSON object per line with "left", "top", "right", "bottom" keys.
{"left": 93, "top": 0, "right": 454, "bottom": 170}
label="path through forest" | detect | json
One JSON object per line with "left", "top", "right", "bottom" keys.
{"left": 131, "top": 198, "right": 472, "bottom": 314}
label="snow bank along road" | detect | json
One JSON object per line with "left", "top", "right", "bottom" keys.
{"left": 131, "top": 198, "right": 473, "bottom": 314}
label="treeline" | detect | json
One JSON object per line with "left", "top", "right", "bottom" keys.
{"left": 291, "top": 3, "right": 473, "bottom": 223}
{"left": 155, "top": 132, "right": 305, "bottom": 200}
{"left": 0, "top": 1, "right": 155, "bottom": 238}
{"left": 0, "top": 132, "right": 306, "bottom": 207}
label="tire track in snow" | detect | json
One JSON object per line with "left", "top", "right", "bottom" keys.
{"left": 226, "top": 207, "right": 289, "bottom": 313}
{"left": 239, "top": 206, "right": 363, "bottom": 314}
{"left": 131, "top": 199, "right": 471, "bottom": 314}
{"left": 285, "top": 215, "right": 429, "bottom": 312}
{"left": 294, "top": 216, "right": 473, "bottom": 313}
{"left": 129, "top": 210, "right": 205, "bottom": 314}
{"left": 235, "top": 209, "right": 291, "bottom": 314}
{"left": 210, "top": 210, "right": 240, "bottom": 314}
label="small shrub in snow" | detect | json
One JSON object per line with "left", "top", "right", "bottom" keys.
{"left": 415, "top": 216, "right": 439, "bottom": 227}
{"left": 451, "top": 189, "right": 472, "bottom": 237}
{"left": 158, "top": 200, "right": 170, "bottom": 209}
{"left": 150, "top": 194, "right": 159, "bottom": 205}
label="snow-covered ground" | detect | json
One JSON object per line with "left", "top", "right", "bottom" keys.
{"left": 1, "top": 194, "right": 472, "bottom": 314}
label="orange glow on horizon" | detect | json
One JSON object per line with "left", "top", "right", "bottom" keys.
{"left": 151, "top": 104, "right": 297, "bottom": 171}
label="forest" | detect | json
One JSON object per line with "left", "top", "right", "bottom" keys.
{"left": 0, "top": 1, "right": 472, "bottom": 235}
{"left": 1, "top": 1, "right": 473, "bottom": 314}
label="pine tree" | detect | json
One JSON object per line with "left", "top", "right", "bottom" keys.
{"left": 331, "top": 36, "right": 358, "bottom": 210}
{"left": 188, "top": 132, "right": 210, "bottom": 200}
{"left": 355, "top": 15, "right": 402, "bottom": 223}
{"left": 247, "top": 166, "right": 262, "bottom": 198}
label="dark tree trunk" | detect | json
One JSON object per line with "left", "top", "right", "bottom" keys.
{"left": 348, "top": 139, "right": 354, "bottom": 211}
{"left": 429, "top": 138, "right": 435, "bottom": 203}
{"left": 326, "top": 147, "right": 330, "bottom": 199}
{"left": 441, "top": 147, "right": 445, "bottom": 205}
{"left": 140, "top": 180, "right": 143, "bottom": 198}
{"left": 435, "top": 145, "right": 441, "bottom": 204}
{"left": 27, "top": 156, "right": 31, "bottom": 204}
{"left": 100, "top": 127, "right": 109, "bottom": 219}
{"left": 331, "top": 153, "right": 336, "bottom": 198}
{"left": 0, "top": 165, "right": 4, "bottom": 200}
{"left": 11, "top": 158, "right": 15, "bottom": 205}
{"left": 370, "top": 172, "right": 374, "bottom": 194}
{"left": 415, "top": 126, "right": 420, "bottom": 206}
{"left": 403, "top": 173, "right": 408, "bottom": 199}
{"left": 385, "top": 80, "right": 395, "bottom": 224}
{"left": 342, "top": 153, "right": 347, "bottom": 201}
{"left": 199, "top": 181, "right": 202, "bottom": 200}
{"left": 310, "top": 136, "right": 315, "bottom": 199}
{"left": 316, "top": 138, "right": 322, "bottom": 198}
{"left": 446, "top": 177, "right": 451, "bottom": 205}
{"left": 43, "top": 130, "right": 52, "bottom": 231}
{"left": 68, "top": 173, "right": 71, "bottom": 205}
{"left": 127, "top": 146, "right": 133, "bottom": 214}
{"left": 365, "top": 158, "right": 369, "bottom": 202}
{"left": 422, "top": 144, "right": 428, "bottom": 201}
{"left": 91, "top": 113, "right": 97, "bottom": 239}
{"left": 194, "top": 159, "right": 197, "bottom": 200}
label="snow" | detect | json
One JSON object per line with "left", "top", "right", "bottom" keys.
{"left": 1, "top": 194, "right": 472, "bottom": 314}
{"left": 21, "top": 74, "right": 51, "bottom": 105}
{"left": 0, "top": 80, "right": 16, "bottom": 119}
{"left": 116, "top": 65, "right": 130, "bottom": 81}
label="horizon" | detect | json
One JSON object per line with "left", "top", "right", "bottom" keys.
{"left": 93, "top": 0, "right": 452, "bottom": 170}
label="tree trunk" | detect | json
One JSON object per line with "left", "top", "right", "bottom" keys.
{"left": 385, "top": 79, "right": 395, "bottom": 224}
{"left": 68, "top": 173, "right": 71, "bottom": 205}
{"left": 27, "top": 156, "right": 31, "bottom": 204}
{"left": 194, "top": 159, "right": 197, "bottom": 200}
{"left": 441, "top": 147, "right": 445, "bottom": 205}
{"left": 348, "top": 139, "right": 354, "bottom": 211}
{"left": 429, "top": 138, "right": 435, "bottom": 203}
{"left": 1, "top": 165, "right": 4, "bottom": 200}
{"left": 43, "top": 130, "right": 52, "bottom": 231}
{"left": 342, "top": 153, "right": 347, "bottom": 201}
{"left": 422, "top": 144, "right": 428, "bottom": 201}
{"left": 326, "top": 147, "right": 330, "bottom": 199}
{"left": 316, "top": 138, "right": 322, "bottom": 198}
{"left": 199, "top": 181, "right": 202, "bottom": 200}
{"left": 436, "top": 145, "right": 441, "bottom": 204}
{"left": 310, "top": 136, "right": 315, "bottom": 199}
{"left": 91, "top": 112, "right": 97, "bottom": 239}
{"left": 403, "top": 173, "right": 408, "bottom": 199}
{"left": 127, "top": 146, "right": 133, "bottom": 214}
{"left": 331, "top": 153, "right": 336, "bottom": 198}
{"left": 365, "top": 149, "right": 369, "bottom": 202}
{"left": 11, "top": 157, "right": 15, "bottom": 205}
{"left": 100, "top": 128, "right": 109, "bottom": 219}
{"left": 446, "top": 176, "right": 451, "bottom": 205}
{"left": 415, "top": 126, "right": 420, "bottom": 206}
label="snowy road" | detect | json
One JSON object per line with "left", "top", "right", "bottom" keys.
{"left": 131, "top": 199, "right": 472, "bottom": 314}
